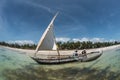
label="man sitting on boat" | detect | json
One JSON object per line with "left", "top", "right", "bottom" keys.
{"left": 73, "top": 50, "right": 78, "bottom": 56}
{"left": 82, "top": 49, "right": 87, "bottom": 58}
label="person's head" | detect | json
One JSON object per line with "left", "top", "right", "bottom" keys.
{"left": 75, "top": 50, "right": 78, "bottom": 52}
{"left": 83, "top": 49, "right": 86, "bottom": 51}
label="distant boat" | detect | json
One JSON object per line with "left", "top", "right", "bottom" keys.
{"left": 31, "top": 12, "right": 102, "bottom": 64}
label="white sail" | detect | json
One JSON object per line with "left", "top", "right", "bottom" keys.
{"left": 35, "top": 13, "right": 58, "bottom": 52}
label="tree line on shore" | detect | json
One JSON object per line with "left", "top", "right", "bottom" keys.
{"left": 57, "top": 41, "right": 120, "bottom": 50}
{"left": 0, "top": 41, "right": 120, "bottom": 50}
{"left": 0, "top": 42, "right": 36, "bottom": 49}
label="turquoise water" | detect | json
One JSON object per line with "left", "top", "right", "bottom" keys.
{"left": 0, "top": 47, "right": 35, "bottom": 80}
{"left": 0, "top": 47, "right": 120, "bottom": 80}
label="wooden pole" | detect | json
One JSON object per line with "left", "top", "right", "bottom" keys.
{"left": 57, "top": 47, "right": 60, "bottom": 61}
{"left": 34, "top": 50, "right": 38, "bottom": 57}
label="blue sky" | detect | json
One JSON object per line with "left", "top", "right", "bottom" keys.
{"left": 0, "top": 0, "right": 120, "bottom": 44}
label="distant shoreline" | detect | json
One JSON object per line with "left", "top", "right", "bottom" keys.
{"left": 0, "top": 44, "right": 120, "bottom": 57}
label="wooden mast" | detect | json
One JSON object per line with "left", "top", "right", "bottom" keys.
{"left": 54, "top": 33, "right": 60, "bottom": 62}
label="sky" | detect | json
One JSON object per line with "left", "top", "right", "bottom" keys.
{"left": 0, "top": 0, "right": 120, "bottom": 44}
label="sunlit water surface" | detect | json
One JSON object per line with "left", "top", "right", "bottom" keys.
{"left": 0, "top": 47, "right": 120, "bottom": 80}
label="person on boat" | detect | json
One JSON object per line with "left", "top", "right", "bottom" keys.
{"left": 75, "top": 50, "right": 79, "bottom": 56}
{"left": 73, "top": 50, "right": 79, "bottom": 60}
{"left": 82, "top": 49, "right": 87, "bottom": 58}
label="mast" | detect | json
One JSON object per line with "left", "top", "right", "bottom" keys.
{"left": 53, "top": 27, "right": 60, "bottom": 61}
{"left": 34, "top": 12, "right": 59, "bottom": 57}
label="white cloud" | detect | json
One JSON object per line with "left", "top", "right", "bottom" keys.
{"left": 20, "top": 0, "right": 53, "bottom": 14}
{"left": 72, "top": 38, "right": 81, "bottom": 42}
{"left": 8, "top": 40, "right": 35, "bottom": 45}
{"left": 73, "top": 37, "right": 105, "bottom": 42}
{"left": 80, "top": 37, "right": 89, "bottom": 42}
{"left": 90, "top": 38, "right": 105, "bottom": 42}
{"left": 56, "top": 37, "right": 71, "bottom": 42}
{"left": 56, "top": 37, "right": 108, "bottom": 42}
{"left": 109, "top": 39, "right": 116, "bottom": 42}
{"left": 72, "top": 38, "right": 89, "bottom": 42}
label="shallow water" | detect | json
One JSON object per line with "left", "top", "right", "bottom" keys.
{"left": 0, "top": 47, "right": 120, "bottom": 80}
{"left": 0, "top": 47, "right": 35, "bottom": 80}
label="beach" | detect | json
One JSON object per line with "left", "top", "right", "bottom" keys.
{"left": 1, "top": 44, "right": 120, "bottom": 57}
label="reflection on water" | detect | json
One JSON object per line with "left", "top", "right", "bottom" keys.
{"left": 0, "top": 47, "right": 120, "bottom": 80}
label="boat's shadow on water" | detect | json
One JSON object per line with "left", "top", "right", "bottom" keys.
{"left": 2, "top": 61, "right": 120, "bottom": 80}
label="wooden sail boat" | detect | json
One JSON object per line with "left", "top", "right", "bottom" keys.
{"left": 31, "top": 13, "right": 102, "bottom": 64}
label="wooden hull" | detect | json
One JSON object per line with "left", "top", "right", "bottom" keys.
{"left": 81, "top": 53, "right": 102, "bottom": 62}
{"left": 31, "top": 57, "right": 78, "bottom": 64}
{"left": 31, "top": 52, "right": 102, "bottom": 64}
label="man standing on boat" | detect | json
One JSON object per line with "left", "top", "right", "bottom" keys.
{"left": 73, "top": 50, "right": 79, "bottom": 60}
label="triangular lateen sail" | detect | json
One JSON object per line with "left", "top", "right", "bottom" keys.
{"left": 35, "top": 12, "right": 58, "bottom": 52}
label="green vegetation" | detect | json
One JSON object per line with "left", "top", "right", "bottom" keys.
{"left": 0, "top": 41, "right": 36, "bottom": 49}
{"left": 57, "top": 41, "right": 120, "bottom": 50}
{"left": 0, "top": 41, "right": 120, "bottom": 50}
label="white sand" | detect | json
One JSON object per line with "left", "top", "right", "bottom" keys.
{"left": 1, "top": 44, "right": 120, "bottom": 57}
